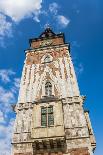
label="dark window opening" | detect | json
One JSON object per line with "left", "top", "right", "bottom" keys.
{"left": 48, "top": 106, "right": 54, "bottom": 126}
{"left": 45, "top": 82, "right": 52, "bottom": 96}
{"left": 41, "top": 107, "right": 47, "bottom": 127}
{"left": 44, "top": 55, "right": 51, "bottom": 63}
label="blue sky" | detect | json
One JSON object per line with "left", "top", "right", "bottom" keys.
{"left": 0, "top": 0, "right": 102, "bottom": 154}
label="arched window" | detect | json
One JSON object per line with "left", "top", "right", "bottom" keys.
{"left": 45, "top": 82, "right": 52, "bottom": 96}
{"left": 44, "top": 55, "right": 50, "bottom": 63}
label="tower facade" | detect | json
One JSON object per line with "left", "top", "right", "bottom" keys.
{"left": 12, "top": 28, "right": 96, "bottom": 155}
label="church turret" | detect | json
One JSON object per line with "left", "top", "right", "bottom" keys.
{"left": 12, "top": 28, "right": 96, "bottom": 155}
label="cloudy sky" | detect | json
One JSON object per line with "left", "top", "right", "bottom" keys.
{"left": 0, "top": 0, "right": 102, "bottom": 154}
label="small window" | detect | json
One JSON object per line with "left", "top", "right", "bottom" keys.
{"left": 45, "top": 82, "right": 52, "bottom": 96}
{"left": 44, "top": 55, "right": 50, "bottom": 63}
{"left": 41, "top": 106, "right": 54, "bottom": 127}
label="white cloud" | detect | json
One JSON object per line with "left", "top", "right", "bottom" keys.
{"left": 0, "top": 119, "right": 14, "bottom": 155}
{"left": 0, "top": 13, "right": 12, "bottom": 37}
{"left": 0, "top": 69, "right": 15, "bottom": 83}
{"left": 57, "top": 15, "right": 70, "bottom": 28}
{"left": 0, "top": 69, "right": 20, "bottom": 116}
{"left": 0, "top": 69, "right": 20, "bottom": 112}
{"left": 11, "top": 78, "right": 20, "bottom": 94}
{"left": 0, "top": 0, "right": 42, "bottom": 22}
{"left": 0, "top": 110, "right": 4, "bottom": 123}
{"left": 42, "top": 2, "right": 70, "bottom": 29}
{"left": 0, "top": 69, "right": 20, "bottom": 155}
{"left": 0, "top": 117, "right": 15, "bottom": 154}
{"left": 14, "top": 78, "right": 20, "bottom": 89}
{"left": 0, "top": 86, "right": 15, "bottom": 103}
{"left": 0, "top": 0, "right": 42, "bottom": 45}
{"left": 33, "top": 15, "right": 40, "bottom": 23}
{"left": 49, "top": 2, "right": 59, "bottom": 15}
{"left": 0, "top": 86, "right": 15, "bottom": 114}
{"left": 0, "top": 1, "right": 70, "bottom": 45}
{"left": 0, "top": 70, "right": 20, "bottom": 111}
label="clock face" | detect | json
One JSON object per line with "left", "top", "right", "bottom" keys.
{"left": 40, "top": 39, "right": 53, "bottom": 47}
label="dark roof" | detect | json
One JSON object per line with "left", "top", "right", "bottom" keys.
{"left": 29, "top": 27, "right": 65, "bottom": 44}
{"left": 39, "top": 27, "right": 56, "bottom": 38}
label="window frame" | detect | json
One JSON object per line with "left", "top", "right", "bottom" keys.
{"left": 41, "top": 105, "right": 54, "bottom": 127}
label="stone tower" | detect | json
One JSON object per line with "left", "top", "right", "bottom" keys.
{"left": 12, "top": 28, "right": 96, "bottom": 155}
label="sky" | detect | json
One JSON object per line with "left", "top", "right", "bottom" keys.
{"left": 0, "top": 0, "right": 103, "bottom": 154}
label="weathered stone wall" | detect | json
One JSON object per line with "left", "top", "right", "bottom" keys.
{"left": 12, "top": 143, "right": 33, "bottom": 155}
{"left": 68, "top": 147, "right": 90, "bottom": 155}
{"left": 18, "top": 44, "right": 80, "bottom": 104}
{"left": 62, "top": 97, "right": 94, "bottom": 155}
{"left": 12, "top": 97, "right": 94, "bottom": 155}
{"left": 14, "top": 148, "right": 90, "bottom": 155}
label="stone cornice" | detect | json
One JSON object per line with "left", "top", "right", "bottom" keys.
{"left": 25, "top": 44, "right": 69, "bottom": 54}
{"left": 62, "top": 96, "right": 86, "bottom": 105}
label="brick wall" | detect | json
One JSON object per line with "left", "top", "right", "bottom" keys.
{"left": 30, "top": 37, "right": 64, "bottom": 49}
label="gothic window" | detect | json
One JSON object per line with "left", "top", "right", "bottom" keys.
{"left": 41, "top": 106, "right": 54, "bottom": 127}
{"left": 44, "top": 55, "right": 51, "bottom": 63}
{"left": 45, "top": 82, "right": 52, "bottom": 96}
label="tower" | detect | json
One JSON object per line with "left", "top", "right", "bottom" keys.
{"left": 12, "top": 28, "right": 96, "bottom": 155}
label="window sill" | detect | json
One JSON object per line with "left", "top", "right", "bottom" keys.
{"left": 41, "top": 125, "right": 54, "bottom": 128}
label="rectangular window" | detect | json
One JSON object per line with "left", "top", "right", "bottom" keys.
{"left": 48, "top": 106, "right": 54, "bottom": 126}
{"left": 41, "top": 107, "right": 47, "bottom": 126}
{"left": 41, "top": 106, "right": 54, "bottom": 127}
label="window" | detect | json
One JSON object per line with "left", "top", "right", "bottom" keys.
{"left": 41, "top": 106, "right": 54, "bottom": 127}
{"left": 45, "top": 82, "right": 52, "bottom": 96}
{"left": 41, "top": 107, "right": 47, "bottom": 126}
{"left": 48, "top": 106, "right": 54, "bottom": 126}
{"left": 44, "top": 55, "right": 50, "bottom": 63}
